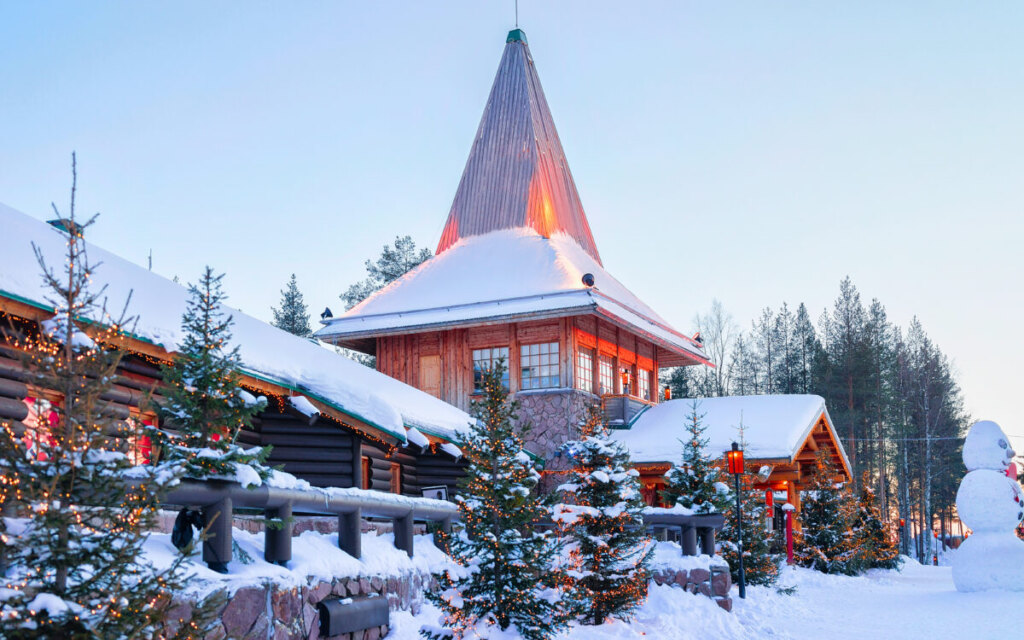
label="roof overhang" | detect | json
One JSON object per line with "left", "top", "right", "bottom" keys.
{"left": 317, "top": 289, "right": 710, "bottom": 367}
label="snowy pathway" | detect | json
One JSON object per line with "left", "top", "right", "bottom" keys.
{"left": 390, "top": 559, "right": 1021, "bottom": 639}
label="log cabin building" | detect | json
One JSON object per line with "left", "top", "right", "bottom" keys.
{"left": 0, "top": 203, "right": 471, "bottom": 499}
{"left": 611, "top": 395, "right": 853, "bottom": 522}
{"left": 316, "top": 29, "right": 711, "bottom": 464}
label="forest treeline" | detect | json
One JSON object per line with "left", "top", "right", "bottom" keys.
{"left": 663, "top": 277, "right": 968, "bottom": 562}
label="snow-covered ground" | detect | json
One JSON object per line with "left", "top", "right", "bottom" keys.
{"left": 390, "top": 557, "right": 1020, "bottom": 639}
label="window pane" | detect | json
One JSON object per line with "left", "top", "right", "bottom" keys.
{"left": 473, "top": 346, "right": 510, "bottom": 391}
{"left": 520, "top": 342, "right": 560, "bottom": 390}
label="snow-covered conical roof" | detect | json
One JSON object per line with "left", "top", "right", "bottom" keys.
{"left": 435, "top": 29, "right": 601, "bottom": 264}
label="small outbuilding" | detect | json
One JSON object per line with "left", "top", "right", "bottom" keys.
{"left": 610, "top": 394, "right": 852, "bottom": 522}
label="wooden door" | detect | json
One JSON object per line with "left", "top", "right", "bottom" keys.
{"left": 420, "top": 355, "right": 441, "bottom": 398}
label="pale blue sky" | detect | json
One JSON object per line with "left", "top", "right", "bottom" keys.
{"left": 2, "top": 2, "right": 1023, "bottom": 447}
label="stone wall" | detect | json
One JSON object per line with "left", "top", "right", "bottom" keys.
{"left": 515, "top": 388, "right": 593, "bottom": 487}
{"left": 650, "top": 565, "right": 733, "bottom": 612}
{"left": 168, "top": 570, "right": 434, "bottom": 640}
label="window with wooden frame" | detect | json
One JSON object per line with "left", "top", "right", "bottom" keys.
{"left": 520, "top": 342, "right": 559, "bottom": 390}
{"left": 472, "top": 346, "right": 509, "bottom": 392}
{"left": 361, "top": 456, "right": 372, "bottom": 490}
{"left": 598, "top": 355, "right": 615, "bottom": 395}
{"left": 390, "top": 462, "right": 402, "bottom": 494}
{"left": 575, "top": 348, "right": 594, "bottom": 393}
{"left": 638, "top": 368, "right": 652, "bottom": 401}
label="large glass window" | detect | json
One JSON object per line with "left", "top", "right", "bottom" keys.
{"left": 576, "top": 348, "right": 594, "bottom": 393}
{"left": 473, "top": 347, "right": 509, "bottom": 391}
{"left": 598, "top": 355, "right": 615, "bottom": 394}
{"left": 520, "top": 342, "right": 559, "bottom": 390}
{"left": 638, "top": 368, "right": 652, "bottom": 400}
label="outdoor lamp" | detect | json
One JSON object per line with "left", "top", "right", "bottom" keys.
{"left": 726, "top": 441, "right": 747, "bottom": 599}
{"left": 726, "top": 442, "right": 744, "bottom": 475}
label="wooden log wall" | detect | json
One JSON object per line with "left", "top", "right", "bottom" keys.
{"left": 0, "top": 313, "right": 470, "bottom": 498}
{"left": 377, "top": 315, "right": 664, "bottom": 412}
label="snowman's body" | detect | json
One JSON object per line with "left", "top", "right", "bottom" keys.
{"left": 952, "top": 420, "right": 1024, "bottom": 592}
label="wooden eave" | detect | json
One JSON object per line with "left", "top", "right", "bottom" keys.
{"left": 327, "top": 304, "right": 709, "bottom": 369}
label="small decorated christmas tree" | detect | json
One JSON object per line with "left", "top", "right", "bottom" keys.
{"left": 660, "top": 401, "right": 731, "bottom": 513}
{"left": 271, "top": 273, "right": 312, "bottom": 338}
{"left": 717, "top": 423, "right": 780, "bottom": 586}
{"left": 719, "top": 470, "right": 780, "bottom": 586}
{"left": 150, "top": 267, "right": 271, "bottom": 484}
{"left": 851, "top": 471, "right": 901, "bottom": 570}
{"left": 796, "top": 450, "right": 858, "bottom": 575}
{"left": 554, "top": 405, "right": 653, "bottom": 625}
{"left": 421, "top": 361, "right": 567, "bottom": 640}
{"left": 0, "top": 158, "right": 217, "bottom": 638}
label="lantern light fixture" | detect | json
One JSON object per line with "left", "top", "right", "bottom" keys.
{"left": 726, "top": 442, "right": 745, "bottom": 475}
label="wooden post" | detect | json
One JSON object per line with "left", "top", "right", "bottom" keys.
{"left": 784, "top": 504, "right": 795, "bottom": 564}
{"left": 394, "top": 512, "right": 414, "bottom": 557}
{"left": 698, "top": 527, "right": 716, "bottom": 556}
{"left": 339, "top": 508, "right": 361, "bottom": 559}
{"left": 264, "top": 501, "right": 292, "bottom": 566}
{"left": 202, "top": 496, "right": 233, "bottom": 574}
{"left": 681, "top": 525, "right": 697, "bottom": 556}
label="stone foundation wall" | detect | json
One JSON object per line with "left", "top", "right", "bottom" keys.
{"left": 516, "top": 388, "right": 594, "bottom": 490}
{"left": 168, "top": 570, "right": 434, "bottom": 640}
{"left": 650, "top": 565, "right": 733, "bottom": 612}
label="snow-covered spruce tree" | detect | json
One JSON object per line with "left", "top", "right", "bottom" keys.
{"left": 422, "top": 361, "right": 567, "bottom": 640}
{"left": 660, "top": 401, "right": 731, "bottom": 513}
{"left": 554, "top": 405, "right": 653, "bottom": 625}
{"left": 717, "top": 421, "right": 780, "bottom": 586}
{"left": 718, "top": 470, "right": 779, "bottom": 586}
{"left": 0, "top": 158, "right": 216, "bottom": 639}
{"left": 150, "top": 267, "right": 271, "bottom": 484}
{"left": 851, "top": 471, "right": 901, "bottom": 570}
{"left": 795, "top": 450, "right": 858, "bottom": 575}
{"left": 271, "top": 273, "right": 311, "bottom": 338}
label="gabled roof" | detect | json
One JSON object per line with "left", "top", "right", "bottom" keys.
{"left": 317, "top": 229, "right": 709, "bottom": 366}
{"left": 0, "top": 203, "right": 473, "bottom": 444}
{"left": 436, "top": 29, "right": 601, "bottom": 264}
{"left": 611, "top": 395, "right": 852, "bottom": 476}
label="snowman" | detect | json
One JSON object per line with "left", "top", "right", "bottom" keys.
{"left": 952, "top": 420, "right": 1024, "bottom": 591}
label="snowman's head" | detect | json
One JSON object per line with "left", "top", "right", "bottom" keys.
{"left": 956, "top": 469, "right": 1024, "bottom": 532}
{"left": 962, "top": 420, "right": 1015, "bottom": 472}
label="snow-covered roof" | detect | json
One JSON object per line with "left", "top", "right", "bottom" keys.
{"left": 0, "top": 202, "right": 473, "bottom": 444}
{"left": 611, "top": 395, "right": 850, "bottom": 470}
{"left": 317, "top": 229, "right": 708, "bottom": 366}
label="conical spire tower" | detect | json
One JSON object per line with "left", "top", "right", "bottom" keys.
{"left": 435, "top": 29, "right": 602, "bottom": 264}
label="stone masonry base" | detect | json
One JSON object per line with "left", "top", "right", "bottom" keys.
{"left": 651, "top": 565, "right": 734, "bottom": 612}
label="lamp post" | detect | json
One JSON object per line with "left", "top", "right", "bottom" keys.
{"left": 726, "top": 442, "right": 746, "bottom": 599}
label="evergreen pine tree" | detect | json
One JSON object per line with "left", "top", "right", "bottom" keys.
{"left": 717, "top": 424, "right": 780, "bottom": 586}
{"left": 553, "top": 405, "right": 653, "bottom": 625}
{"left": 151, "top": 267, "right": 272, "bottom": 483}
{"left": 0, "top": 157, "right": 217, "bottom": 638}
{"left": 660, "top": 401, "right": 731, "bottom": 513}
{"left": 422, "top": 361, "right": 567, "bottom": 640}
{"left": 660, "top": 366, "right": 692, "bottom": 401}
{"left": 719, "top": 472, "right": 780, "bottom": 586}
{"left": 341, "top": 235, "right": 432, "bottom": 309}
{"left": 795, "top": 450, "right": 858, "bottom": 574}
{"left": 271, "top": 274, "right": 311, "bottom": 338}
{"left": 851, "top": 471, "right": 901, "bottom": 570}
